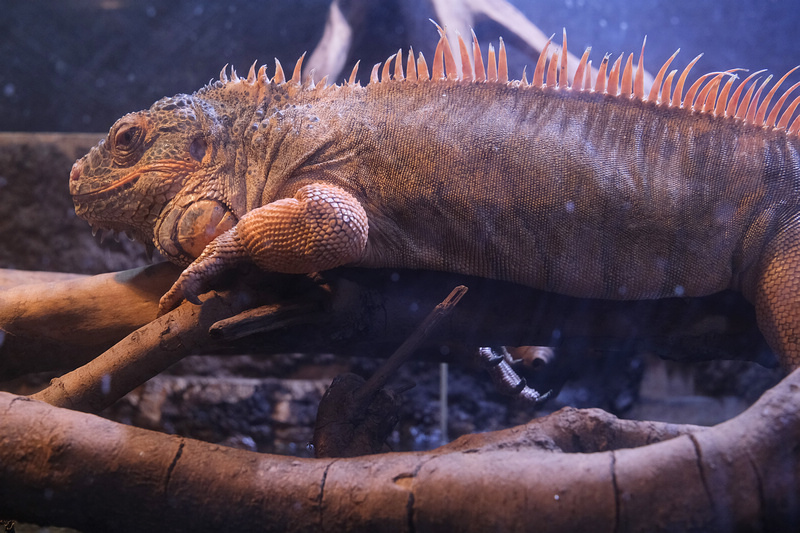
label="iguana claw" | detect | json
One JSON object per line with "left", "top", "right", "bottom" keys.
{"left": 157, "top": 277, "right": 202, "bottom": 315}
{"left": 157, "top": 229, "right": 245, "bottom": 316}
{"left": 478, "top": 347, "right": 552, "bottom": 405}
{"left": 157, "top": 273, "right": 201, "bottom": 316}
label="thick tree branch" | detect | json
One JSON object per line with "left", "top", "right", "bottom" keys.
{"left": 0, "top": 263, "right": 182, "bottom": 377}
{"left": 28, "top": 282, "right": 289, "bottom": 412}
{"left": 1, "top": 368, "right": 798, "bottom": 531}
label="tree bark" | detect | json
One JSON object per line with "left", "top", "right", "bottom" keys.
{"left": 1, "top": 367, "right": 798, "bottom": 532}
{"left": 0, "top": 263, "right": 182, "bottom": 377}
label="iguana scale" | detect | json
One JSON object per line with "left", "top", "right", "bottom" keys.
{"left": 69, "top": 29, "right": 800, "bottom": 370}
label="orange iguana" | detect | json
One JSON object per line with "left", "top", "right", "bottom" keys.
{"left": 69, "top": 29, "right": 800, "bottom": 374}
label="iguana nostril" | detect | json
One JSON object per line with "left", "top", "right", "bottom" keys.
{"left": 70, "top": 160, "right": 83, "bottom": 182}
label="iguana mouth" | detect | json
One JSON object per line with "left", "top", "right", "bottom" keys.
{"left": 70, "top": 159, "right": 201, "bottom": 199}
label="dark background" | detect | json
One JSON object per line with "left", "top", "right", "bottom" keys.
{"left": 2, "top": 0, "right": 799, "bottom": 133}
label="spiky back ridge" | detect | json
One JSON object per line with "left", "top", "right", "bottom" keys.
{"left": 215, "top": 26, "right": 800, "bottom": 136}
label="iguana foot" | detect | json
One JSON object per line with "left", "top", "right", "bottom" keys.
{"left": 158, "top": 229, "right": 245, "bottom": 314}
{"left": 478, "top": 346, "right": 551, "bottom": 404}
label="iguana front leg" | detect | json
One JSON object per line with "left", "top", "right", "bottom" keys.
{"left": 158, "top": 183, "right": 369, "bottom": 315}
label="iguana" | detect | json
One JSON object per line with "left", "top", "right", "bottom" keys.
{"left": 69, "top": 28, "right": 800, "bottom": 372}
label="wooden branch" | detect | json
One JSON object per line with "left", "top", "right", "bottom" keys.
{"left": 312, "top": 285, "right": 468, "bottom": 458}
{"left": 0, "top": 263, "right": 182, "bottom": 378}
{"left": 28, "top": 280, "right": 301, "bottom": 412}
{"left": 0, "top": 268, "right": 86, "bottom": 290}
{"left": 0, "top": 263, "right": 180, "bottom": 344}
{"left": 2, "top": 368, "right": 799, "bottom": 531}
{"left": 352, "top": 285, "right": 467, "bottom": 407}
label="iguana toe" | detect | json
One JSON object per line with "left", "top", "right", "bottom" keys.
{"left": 157, "top": 229, "right": 244, "bottom": 316}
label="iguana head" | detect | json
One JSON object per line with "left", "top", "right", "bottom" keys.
{"left": 70, "top": 93, "right": 238, "bottom": 265}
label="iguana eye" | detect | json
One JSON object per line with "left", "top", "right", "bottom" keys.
{"left": 110, "top": 119, "right": 147, "bottom": 166}
{"left": 114, "top": 125, "right": 143, "bottom": 151}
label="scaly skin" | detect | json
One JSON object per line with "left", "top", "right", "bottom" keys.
{"left": 70, "top": 36, "right": 800, "bottom": 369}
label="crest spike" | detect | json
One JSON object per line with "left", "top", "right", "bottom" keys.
{"left": 430, "top": 20, "right": 457, "bottom": 80}
{"left": 348, "top": 60, "right": 360, "bottom": 86}
{"left": 315, "top": 75, "right": 328, "bottom": 89}
{"left": 432, "top": 34, "right": 446, "bottom": 80}
{"left": 520, "top": 65, "right": 529, "bottom": 87}
{"left": 758, "top": 66, "right": 800, "bottom": 126}
{"left": 442, "top": 34, "right": 458, "bottom": 79}
{"left": 230, "top": 68, "right": 240, "bottom": 82}
{"left": 472, "top": 29, "right": 486, "bottom": 82}
{"left": 673, "top": 53, "right": 703, "bottom": 108}
{"left": 457, "top": 33, "right": 473, "bottom": 82}
{"left": 745, "top": 75, "right": 773, "bottom": 124}
{"left": 394, "top": 49, "right": 405, "bottom": 81}
{"left": 407, "top": 47, "right": 417, "bottom": 81}
{"left": 777, "top": 90, "right": 800, "bottom": 130}
{"left": 699, "top": 73, "right": 727, "bottom": 112}
{"left": 789, "top": 111, "right": 800, "bottom": 135}
{"left": 594, "top": 54, "right": 610, "bottom": 94}
{"left": 417, "top": 53, "right": 430, "bottom": 81}
{"left": 772, "top": 80, "right": 800, "bottom": 128}
{"left": 382, "top": 53, "right": 396, "bottom": 81}
{"left": 219, "top": 64, "right": 230, "bottom": 83}
{"left": 273, "top": 58, "right": 286, "bottom": 84}
{"left": 620, "top": 53, "right": 634, "bottom": 97}
{"left": 648, "top": 49, "right": 679, "bottom": 103}
{"left": 290, "top": 52, "right": 306, "bottom": 84}
{"left": 634, "top": 36, "right": 646, "bottom": 99}
{"left": 546, "top": 50, "right": 559, "bottom": 88}
{"left": 257, "top": 64, "right": 268, "bottom": 85}
{"left": 304, "top": 68, "right": 315, "bottom": 88}
{"left": 584, "top": 59, "right": 593, "bottom": 91}
{"left": 715, "top": 72, "right": 737, "bottom": 116}
{"left": 533, "top": 34, "right": 553, "bottom": 87}
{"left": 247, "top": 60, "right": 258, "bottom": 84}
{"left": 728, "top": 70, "right": 766, "bottom": 118}
{"left": 736, "top": 76, "right": 762, "bottom": 120}
{"left": 498, "top": 37, "right": 509, "bottom": 83}
{"left": 573, "top": 47, "right": 591, "bottom": 91}
{"left": 684, "top": 72, "right": 720, "bottom": 110}
{"left": 369, "top": 63, "right": 381, "bottom": 85}
{"left": 559, "top": 29, "right": 568, "bottom": 89}
{"left": 607, "top": 54, "right": 623, "bottom": 96}
{"left": 664, "top": 69, "right": 678, "bottom": 106}
{"left": 487, "top": 43, "right": 498, "bottom": 82}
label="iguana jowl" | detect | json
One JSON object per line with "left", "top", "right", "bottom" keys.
{"left": 70, "top": 29, "right": 800, "bottom": 370}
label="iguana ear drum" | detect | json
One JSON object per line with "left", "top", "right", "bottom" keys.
{"left": 155, "top": 199, "right": 237, "bottom": 262}
{"left": 189, "top": 137, "right": 207, "bottom": 162}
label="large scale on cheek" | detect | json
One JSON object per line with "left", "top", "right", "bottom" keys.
{"left": 157, "top": 199, "right": 237, "bottom": 261}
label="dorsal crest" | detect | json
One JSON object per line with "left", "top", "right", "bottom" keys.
{"left": 213, "top": 28, "right": 800, "bottom": 136}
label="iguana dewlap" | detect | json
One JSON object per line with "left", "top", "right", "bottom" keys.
{"left": 70, "top": 29, "right": 800, "bottom": 369}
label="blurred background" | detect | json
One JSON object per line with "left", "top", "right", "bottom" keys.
{"left": 3, "top": 0, "right": 799, "bottom": 132}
